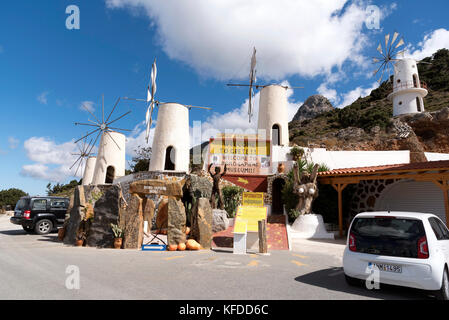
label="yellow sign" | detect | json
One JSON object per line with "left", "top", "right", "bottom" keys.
{"left": 209, "top": 139, "right": 271, "bottom": 156}
{"left": 233, "top": 219, "right": 248, "bottom": 234}
{"left": 234, "top": 206, "right": 267, "bottom": 232}
{"left": 242, "top": 192, "right": 264, "bottom": 207}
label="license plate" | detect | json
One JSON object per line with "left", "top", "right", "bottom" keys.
{"left": 369, "top": 262, "right": 402, "bottom": 273}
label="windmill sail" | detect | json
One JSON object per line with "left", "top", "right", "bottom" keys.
{"left": 248, "top": 47, "right": 257, "bottom": 123}
{"left": 146, "top": 59, "right": 157, "bottom": 143}
{"left": 373, "top": 32, "right": 407, "bottom": 83}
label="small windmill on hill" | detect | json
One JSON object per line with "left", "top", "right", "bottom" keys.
{"left": 226, "top": 47, "right": 304, "bottom": 123}
{"left": 74, "top": 95, "right": 131, "bottom": 184}
{"left": 372, "top": 32, "right": 406, "bottom": 83}
{"left": 124, "top": 59, "right": 212, "bottom": 172}
{"left": 373, "top": 32, "right": 429, "bottom": 117}
{"left": 372, "top": 32, "right": 432, "bottom": 84}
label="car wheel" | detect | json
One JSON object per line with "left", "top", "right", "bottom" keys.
{"left": 34, "top": 219, "right": 53, "bottom": 235}
{"left": 345, "top": 275, "right": 362, "bottom": 287}
{"left": 435, "top": 269, "right": 449, "bottom": 301}
{"left": 22, "top": 225, "right": 34, "bottom": 233}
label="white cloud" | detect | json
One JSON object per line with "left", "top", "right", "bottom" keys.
{"left": 317, "top": 83, "right": 338, "bottom": 103}
{"left": 8, "top": 137, "right": 19, "bottom": 149}
{"left": 125, "top": 121, "right": 155, "bottom": 157}
{"left": 21, "top": 137, "right": 82, "bottom": 182}
{"left": 106, "top": 0, "right": 369, "bottom": 80}
{"left": 335, "top": 82, "right": 378, "bottom": 109}
{"left": 408, "top": 28, "right": 449, "bottom": 61}
{"left": 317, "top": 81, "right": 378, "bottom": 109}
{"left": 37, "top": 91, "right": 50, "bottom": 105}
{"left": 80, "top": 101, "right": 95, "bottom": 113}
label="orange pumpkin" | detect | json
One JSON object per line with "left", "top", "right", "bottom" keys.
{"left": 186, "top": 239, "right": 201, "bottom": 250}
{"left": 185, "top": 227, "right": 190, "bottom": 235}
{"left": 177, "top": 243, "right": 186, "bottom": 251}
{"left": 168, "top": 244, "right": 177, "bottom": 251}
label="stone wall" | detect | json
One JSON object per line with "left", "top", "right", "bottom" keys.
{"left": 349, "top": 179, "right": 398, "bottom": 218}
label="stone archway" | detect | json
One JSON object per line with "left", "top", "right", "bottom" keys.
{"left": 272, "top": 178, "right": 286, "bottom": 214}
{"left": 266, "top": 174, "right": 288, "bottom": 215}
{"left": 105, "top": 166, "right": 115, "bottom": 184}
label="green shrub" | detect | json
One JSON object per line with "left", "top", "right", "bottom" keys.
{"left": 222, "top": 186, "right": 243, "bottom": 218}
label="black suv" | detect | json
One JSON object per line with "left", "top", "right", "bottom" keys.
{"left": 10, "top": 196, "right": 69, "bottom": 235}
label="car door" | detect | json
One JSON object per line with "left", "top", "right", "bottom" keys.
{"left": 31, "top": 199, "right": 47, "bottom": 218}
{"left": 49, "top": 199, "right": 68, "bottom": 225}
{"left": 435, "top": 218, "right": 449, "bottom": 264}
{"left": 429, "top": 217, "right": 449, "bottom": 263}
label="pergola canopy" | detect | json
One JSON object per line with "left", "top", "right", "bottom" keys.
{"left": 317, "top": 160, "right": 449, "bottom": 238}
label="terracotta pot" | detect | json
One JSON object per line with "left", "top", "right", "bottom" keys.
{"left": 58, "top": 228, "right": 65, "bottom": 241}
{"left": 277, "top": 163, "right": 285, "bottom": 174}
{"left": 75, "top": 239, "right": 84, "bottom": 247}
{"left": 114, "top": 238, "right": 122, "bottom": 249}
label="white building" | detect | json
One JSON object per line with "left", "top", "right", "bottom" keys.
{"left": 91, "top": 131, "right": 126, "bottom": 185}
{"left": 388, "top": 58, "right": 428, "bottom": 116}
{"left": 257, "top": 85, "right": 289, "bottom": 147}
{"left": 149, "top": 103, "right": 190, "bottom": 173}
{"left": 82, "top": 156, "right": 97, "bottom": 185}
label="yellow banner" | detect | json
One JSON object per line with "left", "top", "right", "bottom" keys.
{"left": 209, "top": 139, "right": 271, "bottom": 156}
{"left": 235, "top": 206, "right": 267, "bottom": 232}
{"left": 242, "top": 192, "right": 264, "bottom": 207}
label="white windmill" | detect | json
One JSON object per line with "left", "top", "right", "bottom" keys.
{"left": 74, "top": 95, "right": 131, "bottom": 184}
{"left": 124, "top": 59, "right": 212, "bottom": 173}
{"left": 373, "top": 32, "right": 429, "bottom": 116}
{"left": 227, "top": 47, "right": 303, "bottom": 146}
{"left": 70, "top": 134, "right": 94, "bottom": 181}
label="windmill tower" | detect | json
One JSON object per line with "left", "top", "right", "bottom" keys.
{"left": 75, "top": 95, "right": 131, "bottom": 185}
{"left": 227, "top": 48, "right": 302, "bottom": 146}
{"left": 124, "top": 60, "right": 211, "bottom": 173}
{"left": 83, "top": 156, "right": 97, "bottom": 185}
{"left": 258, "top": 85, "right": 290, "bottom": 147}
{"left": 149, "top": 103, "right": 190, "bottom": 172}
{"left": 373, "top": 32, "right": 429, "bottom": 117}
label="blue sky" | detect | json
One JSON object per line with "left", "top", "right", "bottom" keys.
{"left": 1, "top": 0, "right": 449, "bottom": 196}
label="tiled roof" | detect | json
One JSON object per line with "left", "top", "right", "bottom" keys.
{"left": 318, "top": 160, "right": 449, "bottom": 177}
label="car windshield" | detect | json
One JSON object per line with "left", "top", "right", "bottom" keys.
{"left": 15, "top": 198, "right": 29, "bottom": 210}
{"left": 350, "top": 217, "right": 426, "bottom": 258}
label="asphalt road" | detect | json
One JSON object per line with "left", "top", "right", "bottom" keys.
{"left": 0, "top": 214, "right": 434, "bottom": 300}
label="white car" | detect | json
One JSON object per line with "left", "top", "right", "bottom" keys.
{"left": 343, "top": 212, "right": 449, "bottom": 300}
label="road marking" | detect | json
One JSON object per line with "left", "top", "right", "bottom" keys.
{"left": 164, "top": 255, "right": 185, "bottom": 261}
{"left": 291, "top": 260, "right": 307, "bottom": 267}
{"left": 292, "top": 254, "right": 308, "bottom": 259}
{"left": 248, "top": 260, "right": 259, "bottom": 267}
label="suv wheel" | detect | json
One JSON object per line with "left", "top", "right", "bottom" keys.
{"left": 35, "top": 219, "right": 53, "bottom": 235}
{"left": 22, "top": 225, "right": 34, "bottom": 233}
{"left": 435, "top": 268, "right": 449, "bottom": 301}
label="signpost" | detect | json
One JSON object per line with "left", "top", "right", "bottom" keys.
{"left": 233, "top": 192, "right": 267, "bottom": 254}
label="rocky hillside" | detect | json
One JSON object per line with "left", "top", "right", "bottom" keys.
{"left": 289, "top": 49, "right": 449, "bottom": 159}
{"left": 293, "top": 95, "right": 334, "bottom": 122}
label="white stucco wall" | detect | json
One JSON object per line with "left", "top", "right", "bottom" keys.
{"left": 149, "top": 103, "right": 190, "bottom": 173}
{"left": 272, "top": 146, "right": 411, "bottom": 173}
{"left": 257, "top": 85, "right": 289, "bottom": 147}
{"left": 91, "top": 131, "right": 126, "bottom": 185}
{"left": 82, "top": 156, "right": 97, "bottom": 185}
{"left": 425, "top": 152, "right": 449, "bottom": 161}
